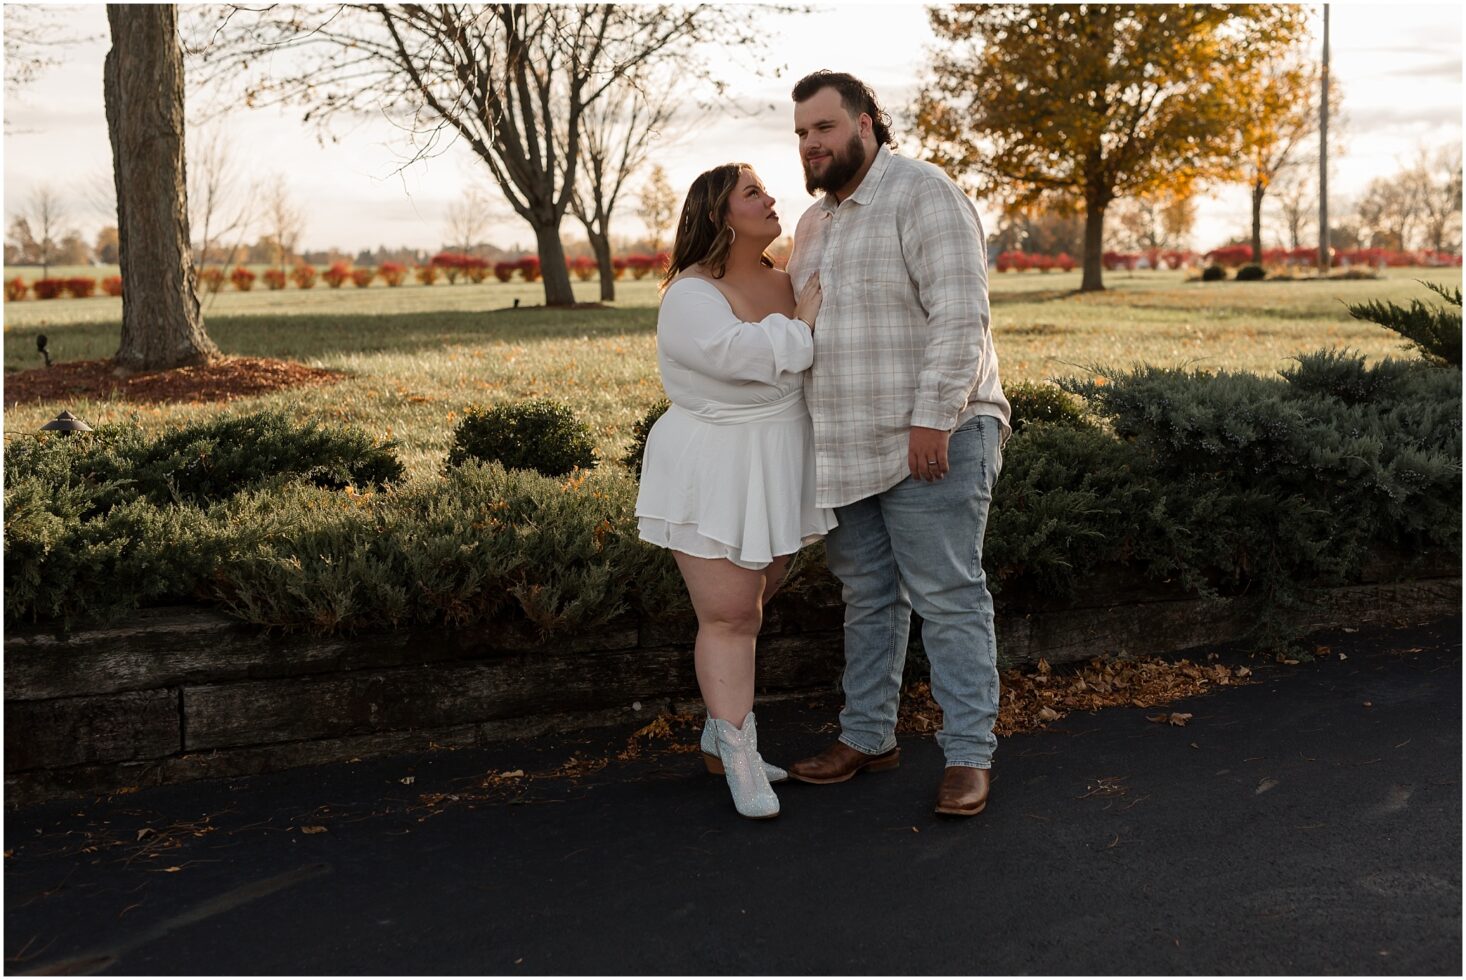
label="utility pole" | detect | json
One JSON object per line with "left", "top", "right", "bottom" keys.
{"left": 1318, "top": 3, "right": 1330, "bottom": 273}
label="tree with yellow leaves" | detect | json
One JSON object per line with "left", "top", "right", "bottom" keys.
{"left": 1236, "top": 36, "right": 1342, "bottom": 263}
{"left": 913, "top": 4, "right": 1308, "bottom": 291}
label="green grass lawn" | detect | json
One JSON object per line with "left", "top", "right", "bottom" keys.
{"left": 4, "top": 267, "right": 1459, "bottom": 480}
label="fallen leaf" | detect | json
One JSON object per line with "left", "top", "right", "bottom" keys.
{"left": 1256, "top": 778, "right": 1279, "bottom": 794}
{"left": 1338, "top": 652, "right": 1348, "bottom": 661}
{"left": 301, "top": 825, "right": 327, "bottom": 835}
{"left": 1342, "top": 627, "right": 1358, "bottom": 633}
{"left": 161, "top": 866, "right": 182, "bottom": 873}
{"left": 502, "top": 769, "right": 526, "bottom": 778}
{"left": 136, "top": 828, "right": 155, "bottom": 841}
{"left": 1236, "top": 667, "right": 1252, "bottom": 678}
{"left": 1146, "top": 712, "right": 1192, "bottom": 726}
{"left": 399, "top": 776, "right": 415, "bottom": 785}
{"left": 1363, "top": 701, "right": 1372, "bottom": 708}
{"left": 1036, "top": 706, "right": 1060, "bottom": 721}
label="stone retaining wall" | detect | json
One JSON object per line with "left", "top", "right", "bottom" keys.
{"left": 6, "top": 575, "right": 1459, "bottom": 807}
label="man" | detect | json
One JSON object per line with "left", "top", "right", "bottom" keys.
{"left": 784, "top": 70, "right": 1011, "bottom": 816}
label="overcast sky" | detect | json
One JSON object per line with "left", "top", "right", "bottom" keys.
{"left": 4, "top": 1, "right": 1462, "bottom": 255}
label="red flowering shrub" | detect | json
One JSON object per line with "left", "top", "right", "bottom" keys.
{"left": 62, "top": 277, "right": 96, "bottom": 298}
{"left": 653, "top": 251, "right": 670, "bottom": 274}
{"left": 101, "top": 276, "right": 124, "bottom": 297}
{"left": 431, "top": 252, "right": 488, "bottom": 284}
{"left": 7, "top": 277, "right": 28, "bottom": 301}
{"left": 231, "top": 266, "right": 257, "bottom": 291}
{"left": 493, "top": 261, "right": 516, "bottom": 283}
{"left": 33, "top": 279, "right": 66, "bottom": 300}
{"left": 379, "top": 262, "right": 407, "bottom": 287}
{"left": 612, "top": 256, "right": 628, "bottom": 280}
{"left": 570, "top": 256, "right": 597, "bottom": 281}
{"left": 1055, "top": 252, "right": 1076, "bottom": 272}
{"left": 1101, "top": 251, "right": 1140, "bottom": 271}
{"left": 199, "top": 266, "right": 227, "bottom": 293}
{"left": 323, "top": 262, "right": 352, "bottom": 288}
{"left": 517, "top": 256, "right": 541, "bottom": 282}
{"left": 626, "top": 254, "right": 654, "bottom": 280}
{"left": 1202, "top": 245, "right": 1253, "bottom": 269}
{"left": 351, "top": 267, "right": 376, "bottom": 287}
{"left": 414, "top": 264, "right": 440, "bottom": 285}
{"left": 290, "top": 265, "right": 318, "bottom": 289}
{"left": 263, "top": 268, "right": 287, "bottom": 290}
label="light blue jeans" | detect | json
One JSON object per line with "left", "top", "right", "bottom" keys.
{"left": 824, "top": 414, "right": 1004, "bottom": 769}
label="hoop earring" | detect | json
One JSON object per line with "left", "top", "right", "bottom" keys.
{"left": 729, "top": 226, "right": 737, "bottom": 244}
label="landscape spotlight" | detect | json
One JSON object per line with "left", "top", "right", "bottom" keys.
{"left": 39, "top": 410, "right": 93, "bottom": 435}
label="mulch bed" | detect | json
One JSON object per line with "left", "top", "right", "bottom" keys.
{"left": 3, "top": 357, "right": 346, "bottom": 407}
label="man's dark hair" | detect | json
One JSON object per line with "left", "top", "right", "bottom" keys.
{"left": 791, "top": 70, "right": 896, "bottom": 149}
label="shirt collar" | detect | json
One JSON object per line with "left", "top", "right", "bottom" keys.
{"left": 818, "top": 144, "right": 893, "bottom": 215}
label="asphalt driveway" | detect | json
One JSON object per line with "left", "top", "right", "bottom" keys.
{"left": 5, "top": 616, "right": 1460, "bottom": 975}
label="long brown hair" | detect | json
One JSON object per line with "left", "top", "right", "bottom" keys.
{"left": 660, "top": 163, "right": 773, "bottom": 292}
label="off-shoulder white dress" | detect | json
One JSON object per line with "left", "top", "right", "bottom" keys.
{"left": 635, "top": 277, "right": 837, "bottom": 569}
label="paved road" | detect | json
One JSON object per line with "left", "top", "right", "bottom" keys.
{"left": 6, "top": 617, "right": 1460, "bottom": 975}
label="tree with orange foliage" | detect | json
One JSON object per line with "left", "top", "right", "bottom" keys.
{"left": 913, "top": 4, "right": 1308, "bottom": 291}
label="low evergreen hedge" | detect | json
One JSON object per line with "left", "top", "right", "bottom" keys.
{"left": 446, "top": 399, "right": 597, "bottom": 477}
{"left": 5, "top": 350, "right": 1459, "bottom": 641}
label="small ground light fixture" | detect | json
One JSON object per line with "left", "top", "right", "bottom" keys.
{"left": 40, "top": 410, "right": 93, "bottom": 435}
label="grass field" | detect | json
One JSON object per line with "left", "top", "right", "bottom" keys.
{"left": 4, "top": 267, "right": 1459, "bottom": 480}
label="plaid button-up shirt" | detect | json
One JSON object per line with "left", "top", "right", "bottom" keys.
{"left": 787, "top": 145, "right": 1011, "bottom": 509}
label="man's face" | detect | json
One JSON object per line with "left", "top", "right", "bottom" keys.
{"left": 794, "top": 86, "right": 868, "bottom": 195}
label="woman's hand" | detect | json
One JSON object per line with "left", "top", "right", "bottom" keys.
{"left": 795, "top": 273, "right": 822, "bottom": 331}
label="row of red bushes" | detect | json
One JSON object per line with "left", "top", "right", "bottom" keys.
{"left": 1204, "top": 245, "right": 1463, "bottom": 268}
{"left": 996, "top": 246, "right": 1464, "bottom": 273}
{"left": 995, "top": 250, "right": 1200, "bottom": 272}
{"left": 7, "top": 252, "right": 678, "bottom": 299}
{"left": 7, "top": 276, "right": 124, "bottom": 300}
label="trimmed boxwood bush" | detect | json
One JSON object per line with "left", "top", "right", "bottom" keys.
{"left": 1235, "top": 264, "right": 1266, "bottom": 281}
{"left": 1201, "top": 264, "right": 1228, "bottom": 282}
{"left": 447, "top": 399, "right": 597, "bottom": 477}
{"left": 623, "top": 399, "right": 670, "bottom": 477}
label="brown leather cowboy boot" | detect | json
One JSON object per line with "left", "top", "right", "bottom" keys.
{"left": 934, "top": 766, "right": 990, "bottom": 816}
{"left": 787, "top": 741, "right": 901, "bottom": 784}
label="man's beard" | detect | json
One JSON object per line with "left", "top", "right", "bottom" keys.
{"left": 804, "top": 131, "right": 867, "bottom": 195}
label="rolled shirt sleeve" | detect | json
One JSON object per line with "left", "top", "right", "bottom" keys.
{"left": 657, "top": 279, "right": 813, "bottom": 385}
{"left": 899, "top": 174, "right": 991, "bottom": 431}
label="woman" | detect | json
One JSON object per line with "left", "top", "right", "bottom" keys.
{"left": 635, "top": 163, "right": 831, "bottom": 819}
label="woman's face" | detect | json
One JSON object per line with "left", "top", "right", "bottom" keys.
{"left": 723, "top": 168, "right": 780, "bottom": 244}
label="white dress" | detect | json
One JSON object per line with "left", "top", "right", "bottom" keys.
{"left": 635, "top": 277, "right": 837, "bottom": 569}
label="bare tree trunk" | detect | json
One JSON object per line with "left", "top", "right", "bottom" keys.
{"left": 104, "top": 4, "right": 217, "bottom": 372}
{"left": 588, "top": 230, "right": 615, "bottom": 302}
{"left": 532, "top": 222, "right": 576, "bottom": 306}
{"left": 1080, "top": 200, "right": 1107, "bottom": 292}
{"left": 1250, "top": 180, "right": 1266, "bottom": 264}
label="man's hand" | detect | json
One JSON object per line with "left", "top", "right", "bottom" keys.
{"left": 907, "top": 425, "right": 950, "bottom": 481}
